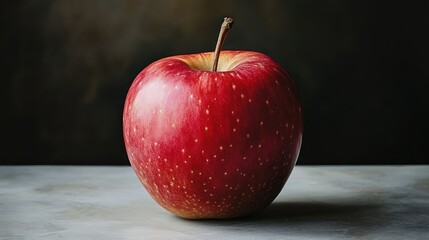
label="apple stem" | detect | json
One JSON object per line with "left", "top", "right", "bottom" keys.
{"left": 211, "top": 17, "right": 234, "bottom": 72}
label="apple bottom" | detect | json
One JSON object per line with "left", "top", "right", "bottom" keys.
{"left": 129, "top": 149, "right": 296, "bottom": 219}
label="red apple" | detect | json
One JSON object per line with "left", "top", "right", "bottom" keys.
{"left": 123, "top": 18, "right": 302, "bottom": 219}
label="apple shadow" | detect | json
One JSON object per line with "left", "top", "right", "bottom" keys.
{"left": 188, "top": 200, "right": 386, "bottom": 237}
{"left": 253, "top": 201, "right": 381, "bottom": 222}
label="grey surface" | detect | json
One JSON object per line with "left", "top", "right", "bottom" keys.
{"left": 1, "top": 166, "right": 428, "bottom": 240}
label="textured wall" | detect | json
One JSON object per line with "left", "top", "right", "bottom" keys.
{"left": 2, "top": 1, "right": 428, "bottom": 164}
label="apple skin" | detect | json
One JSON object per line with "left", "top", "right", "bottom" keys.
{"left": 123, "top": 50, "right": 302, "bottom": 219}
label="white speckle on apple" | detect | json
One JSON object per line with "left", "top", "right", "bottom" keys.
{"left": 204, "top": 126, "right": 208, "bottom": 131}
{"left": 240, "top": 93, "right": 244, "bottom": 98}
{"left": 194, "top": 139, "right": 198, "bottom": 143}
{"left": 232, "top": 84, "right": 236, "bottom": 90}
{"left": 205, "top": 109, "right": 210, "bottom": 115}
{"left": 236, "top": 118, "right": 240, "bottom": 123}
{"left": 233, "top": 128, "right": 236, "bottom": 132}
{"left": 181, "top": 149, "right": 185, "bottom": 153}
{"left": 224, "top": 172, "right": 228, "bottom": 175}
{"left": 231, "top": 110, "right": 235, "bottom": 115}
{"left": 219, "top": 146, "right": 224, "bottom": 150}
{"left": 266, "top": 100, "right": 270, "bottom": 105}
{"left": 248, "top": 99, "right": 252, "bottom": 103}
{"left": 260, "top": 121, "right": 264, "bottom": 126}
{"left": 258, "top": 144, "right": 262, "bottom": 148}
{"left": 246, "top": 133, "right": 250, "bottom": 138}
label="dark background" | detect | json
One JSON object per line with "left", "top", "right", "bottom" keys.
{"left": 2, "top": 0, "right": 428, "bottom": 165}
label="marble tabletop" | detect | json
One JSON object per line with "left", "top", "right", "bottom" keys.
{"left": 1, "top": 165, "right": 428, "bottom": 239}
